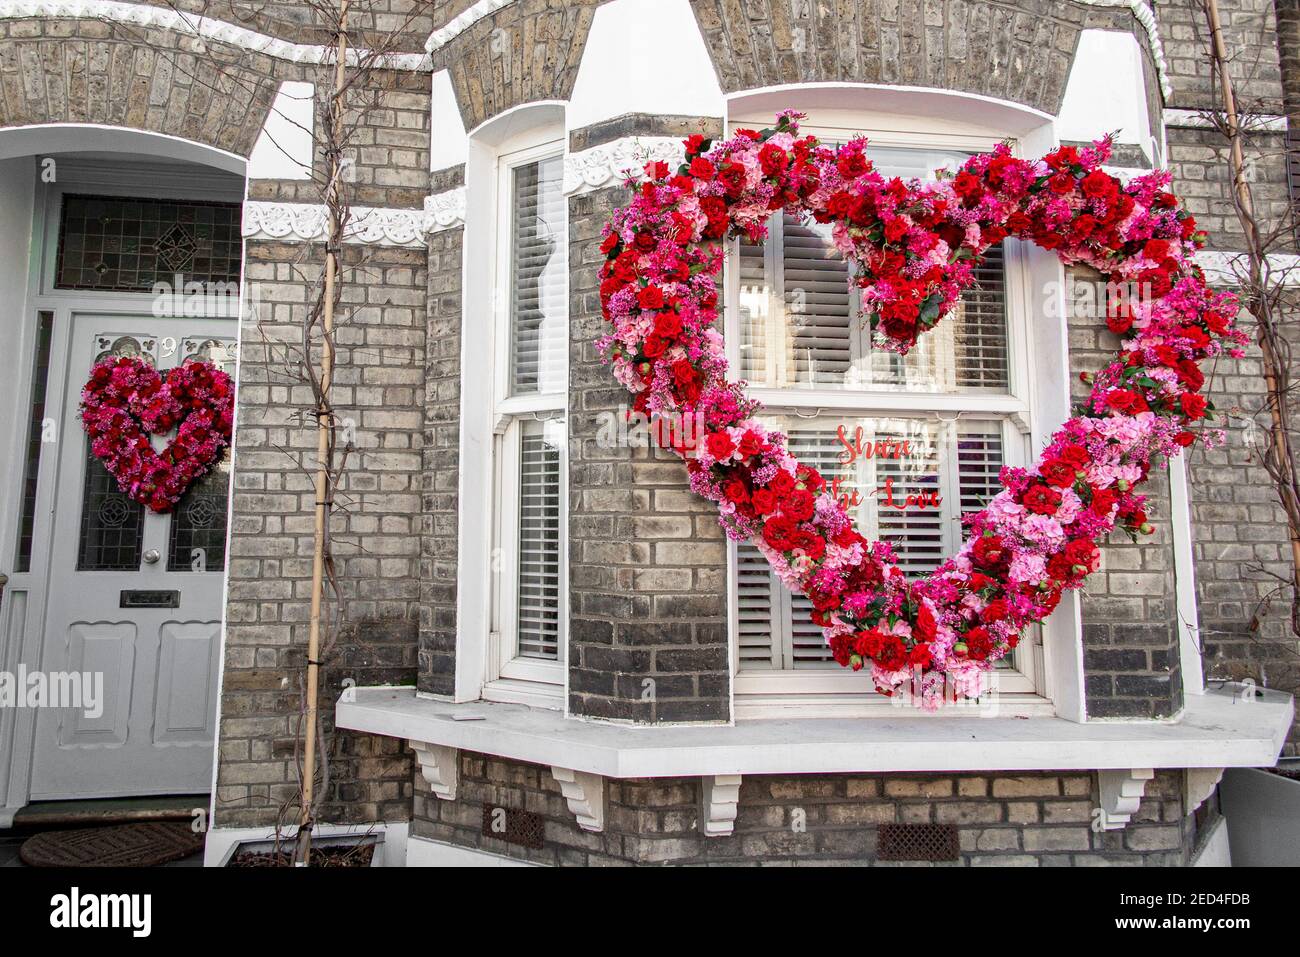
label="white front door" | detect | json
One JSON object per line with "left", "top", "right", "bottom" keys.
{"left": 29, "top": 314, "right": 235, "bottom": 799}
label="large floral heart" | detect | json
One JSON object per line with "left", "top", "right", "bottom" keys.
{"left": 80, "top": 355, "right": 235, "bottom": 514}
{"left": 597, "top": 112, "right": 1244, "bottom": 707}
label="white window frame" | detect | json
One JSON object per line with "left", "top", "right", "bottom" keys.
{"left": 486, "top": 137, "right": 569, "bottom": 702}
{"left": 723, "top": 121, "right": 1052, "bottom": 718}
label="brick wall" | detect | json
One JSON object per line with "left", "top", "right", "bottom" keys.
{"left": 0, "top": 16, "right": 283, "bottom": 156}
{"left": 430, "top": 0, "right": 601, "bottom": 131}
{"left": 411, "top": 754, "right": 1201, "bottom": 865}
{"left": 216, "top": 240, "right": 426, "bottom": 827}
{"left": 687, "top": 0, "right": 1119, "bottom": 115}
{"left": 419, "top": 224, "right": 465, "bottom": 697}
{"left": 1067, "top": 267, "right": 1184, "bottom": 718}
{"left": 1158, "top": 0, "right": 1300, "bottom": 750}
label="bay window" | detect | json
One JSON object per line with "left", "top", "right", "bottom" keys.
{"left": 725, "top": 128, "right": 1046, "bottom": 716}
{"left": 486, "top": 139, "right": 568, "bottom": 703}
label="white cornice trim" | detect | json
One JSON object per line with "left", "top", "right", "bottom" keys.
{"left": 1078, "top": 0, "right": 1171, "bottom": 99}
{"left": 242, "top": 200, "right": 428, "bottom": 247}
{"left": 425, "top": 0, "right": 514, "bottom": 53}
{"left": 1164, "top": 108, "right": 1288, "bottom": 132}
{"left": 423, "top": 187, "right": 465, "bottom": 233}
{"left": 1, "top": 0, "right": 431, "bottom": 71}
{"left": 563, "top": 135, "right": 685, "bottom": 196}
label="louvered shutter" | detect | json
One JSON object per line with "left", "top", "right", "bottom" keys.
{"left": 953, "top": 242, "right": 1009, "bottom": 391}
{"left": 737, "top": 235, "right": 771, "bottom": 385}
{"left": 509, "top": 155, "right": 567, "bottom": 395}
{"left": 955, "top": 421, "right": 1004, "bottom": 519}
{"left": 785, "top": 427, "right": 850, "bottom": 667}
{"left": 736, "top": 543, "right": 781, "bottom": 669}
{"left": 516, "top": 419, "right": 562, "bottom": 660}
{"left": 781, "top": 214, "right": 855, "bottom": 387}
{"left": 872, "top": 422, "right": 945, "bottom": 575}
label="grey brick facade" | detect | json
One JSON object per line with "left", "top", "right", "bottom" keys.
{"left": 1, "top": 0, "right": 1295, "bottom": 863}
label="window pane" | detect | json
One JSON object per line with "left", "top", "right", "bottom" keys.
{"left": 56, "top": 194, "right": 242, "bottom": 292}
{"left": 735, "top": 415, "right": 1006, "bottom": 672}
{"left": 516, "top": 418, "right": 563, "bottom": 661}
{"left": 737, "top": 220, "right": 1009, "bottom": 394}
{"left": 509, "top": 156, "right": 567, "bottom": 395}
{"left": 15, "top": 311, "right": 54, "bottom": 573}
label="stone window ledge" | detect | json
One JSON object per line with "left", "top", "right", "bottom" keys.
{"left": 337, "top": 683, "right": 1292, "bottom": 779}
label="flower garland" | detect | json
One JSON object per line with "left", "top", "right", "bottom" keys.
{"left": 80, "top": 356, "right": 235, "bottom": 514}
{"left": 597, "top": 112, "right": 1245, "bottom": 707}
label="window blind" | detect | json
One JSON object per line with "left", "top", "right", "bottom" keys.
{"left": 509, "top": 155, "right": 567, "bottom": 395}
{"left": 516, "top": 419, "right": 562, "bottom": 661}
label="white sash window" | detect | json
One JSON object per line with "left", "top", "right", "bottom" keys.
{"left": 725, "top": 129, "right": 1046, "bottom": 717}
{"left": 487, "top": 141, "right": 568, "bottom": 703}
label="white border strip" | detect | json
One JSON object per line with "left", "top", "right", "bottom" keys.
{"left": 0, "top": 0, "right": 430, "bottom": 70}
{"left": 426, "top": 0, "right": 514, "bottom": 53}
{"left": 242, "top": 200, "right": 429, "bottom": 247}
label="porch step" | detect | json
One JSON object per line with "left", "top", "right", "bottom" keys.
{"left": 11, "top": 795, "right": 207, "bottom": 828}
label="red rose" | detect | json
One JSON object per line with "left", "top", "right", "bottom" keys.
{"left": 1040, "top": 458, "right": 1078, "bottom": 489}
{"left": 751, "top": 488, "right": 777, "bottom": 514}
{"left": 963, "top": 627, "right": 993, "bottom": 660}
{"left": 972, "top": 534, "right": 1010, "bottom": 570}
{"left": 638, "top": 285, "right": 665, "bottom": 310}
{"left": 642, "top": 335, "right": 667, "bottom": 358}
{"left": 1090, "top": 487, "right": 1119, "bottom": 516}
{"left": 1081, "top": 170, "right": 1114, "bottom": 199}
{"left": 913, "top": 602, "right": 937, "bottom": 643}
{"left": 762, "top": 516, "right": 796, "bottom": 551}
{"left": 1143, "top": 238, "right": 1170, "bottom": 261}
{"left": 783, "top": 488, "right": 816, "bottom": 522}
{"left": 758, "top": 143, "right": 789, "bottom": 176}
{"left": 1180, "top": 392, "right": 1208, "bottom": 420}
{"left": 980, "top": 599, "right": 1008, "bottom": 624}
{"left": 1064, "top": 538, "right": 1100, "bottom": 574}
{"left": 723, "top": 479, "right": 749, "bottom": 503}
{"left": 874, "top": 634, "right": 908, "bottom": 671}
{"left": 689, "top": 156, "right": 715, "bottom": 180}
{"left": 769, "top": 470, "right": 796, "bottom": 496}
{"left": 1022, "top": 484, "right": 1063, "bottom": 516}
{"left": 653, "top": 311, "right": 682, "bottom": 338}
{"left": 706, "top": 431, "right": 735, "bottom": 460}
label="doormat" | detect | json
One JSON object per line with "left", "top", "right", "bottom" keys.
{"left": 19, "top": 821, "right": 204, "bottom": 868}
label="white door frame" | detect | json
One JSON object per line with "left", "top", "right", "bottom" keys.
{"left": 0, "top": 141, "right": 247, "bottom": 824}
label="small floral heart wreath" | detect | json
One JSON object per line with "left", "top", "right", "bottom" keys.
{"left": 597, "top": 111, "right": 1245, "bottom": 707}
{"left": 80, "top": 355, "right": 235, "bottom": 514}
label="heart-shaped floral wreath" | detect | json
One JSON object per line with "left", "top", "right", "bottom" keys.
{"left": 596, "top": 112, "right": 1245, "bottom": 707}
{"left": 80, "top": 355, "right": 235, "bottom": 514}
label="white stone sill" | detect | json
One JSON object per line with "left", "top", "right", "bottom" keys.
{"left": 335, "top": 684, "right": 1293, "bottom": 779}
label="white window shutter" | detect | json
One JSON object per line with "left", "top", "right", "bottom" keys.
{"left": 516, "top": 419, "right": 562, "bottom": 660}
{"left": 509, "top": 155, "right": 567, "bottom": 395}
{"left": 736, "top": 543, "right": 781, "bottom": 669}
{"left": 953, "top": 242, "right": 1009, "bottom": 391}
{"left": 780, "top": 213, "right": 855, "bottom": 387}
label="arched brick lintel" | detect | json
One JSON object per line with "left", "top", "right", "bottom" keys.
{"left": 0, "top": 19, "right": 289, "bottom": 158}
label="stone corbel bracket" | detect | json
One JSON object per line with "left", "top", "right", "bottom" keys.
{"left": 1185, "top": 767, "right": 1225, "bottom": 816}
{"left": 410, "top": 741, "right": 458, "bottom": 801}
{"left": 1097, "top": 768, "right": 1155, "bottom": 830}
{"left": 700, "top": 774, "right": 743, "bottom": 837}
{"left": 551, "top": 767, "right": 605, "bottom": 832}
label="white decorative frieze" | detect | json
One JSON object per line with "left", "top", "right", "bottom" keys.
{"left": 700, "top": 774, "right": 743, "bottom": 838}
{"left": 242, "top": 201, "right": 428, "bottom": 247}
{"left": 564, "top": 136, "right": 686, "bottom": 197}
{"left": 551, "top": 766, "right": 605, "bottom": 832}
{"left": 423, "top": 188, "right": 466, "bottom": 233}
{"left": 1097, "top": 768, "right": 1155, "bottom": 830}
{"left": 410, "top": 741, "right": 459, "bottom": 800}
{"left": 426, "top": 0, "right": 515, "bottom": 52}
{"left": 0, "top": 0, "right": 429, "bottom": 69}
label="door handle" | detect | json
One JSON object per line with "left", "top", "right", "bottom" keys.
{"left": 142, "top": 550, "right": 160, "bottom": 565}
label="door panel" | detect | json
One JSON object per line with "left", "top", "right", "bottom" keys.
{"left": 30, "top": 314, "right": 235, "bottom": 799}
